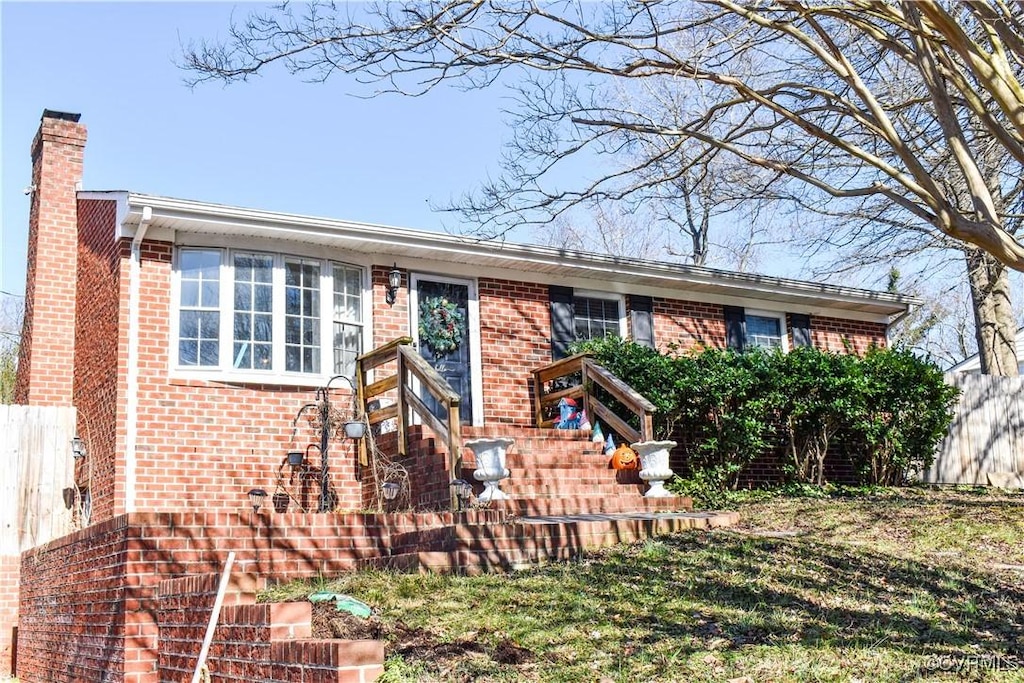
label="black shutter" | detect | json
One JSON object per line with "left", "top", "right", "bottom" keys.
{"left": 724, "top": 305, "right": 746, "bottom": 351}
{"left": 629, "top": 295, "right": 655, "bottom": 349}
{"left": 791, "top": 313, "right": 812, "bottom": 348}
{"left": 549, "top": 285, "right": 575, "bottom": 359}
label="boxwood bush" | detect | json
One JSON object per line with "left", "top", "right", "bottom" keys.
{"left": 573, "top": 337, "right": 958, "bottom": 491}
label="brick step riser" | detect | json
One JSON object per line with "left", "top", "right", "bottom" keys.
{"left": 456, "top": 473, "right": 638, "bottom": 489}
{"left": 491, "top": 496, "right": 692, "bottom": 516}
{"left": 500, "top": 482, "right": 645, "bottom": 494}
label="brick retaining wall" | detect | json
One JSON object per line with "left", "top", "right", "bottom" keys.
{"left": 158, "top": 572, "right": 383, "bottom": 683}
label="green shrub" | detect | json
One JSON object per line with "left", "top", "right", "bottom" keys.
{"left": 852, "top": 346, "right": 959, "bottom": 485}
{"left": 572, "top": 337, "right": 958, "bottom": 493}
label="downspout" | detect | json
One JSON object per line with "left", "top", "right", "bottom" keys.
{"left": 885, "top": 303, "right": 913, "bottom": 347}
{"left": 125, "top": 205, "right": 152, "bottom": 513}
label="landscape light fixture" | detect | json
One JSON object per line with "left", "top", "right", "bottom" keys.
{"left": 247, "top": 488, "right": 268, "bottom": 513}
{"left": 381, "top": 481, "right": 400, "bottom": 501}
{"left": 385, "top": 263, "right": 402, "bottom": 307}
{"left": 71, "top": 436, "right": 86, "bottom": 460}
{"left": 450, "top": 478, "right": 473, "bottom": 510}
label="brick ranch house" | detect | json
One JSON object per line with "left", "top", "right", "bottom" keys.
{"left": 4, "top": 110, "right": 912, "bottom": 682}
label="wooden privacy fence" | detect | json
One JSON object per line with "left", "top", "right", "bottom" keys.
{"left": 0, "top": 405, "right": 77, "bottom": 554}
{"left": 923, "top": 374, "right": 1024, "bottom": 486}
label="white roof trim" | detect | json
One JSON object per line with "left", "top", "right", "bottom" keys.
{"left": 84, "top": 190, "right": 914, "bottom": 318}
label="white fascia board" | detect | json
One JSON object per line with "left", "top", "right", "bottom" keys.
{"left": 118, "top": 192, "right": 915, "bottom": 318}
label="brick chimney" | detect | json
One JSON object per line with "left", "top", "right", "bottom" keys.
{"left": 14, "top": 110, "right": 87, "bottom": 405}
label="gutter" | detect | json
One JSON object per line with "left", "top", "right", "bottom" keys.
{"left": 120, "top": 192, "right": 916, "bottom": 315}
{"left": 125, "top": 205, "right": 152, "bottom": 513}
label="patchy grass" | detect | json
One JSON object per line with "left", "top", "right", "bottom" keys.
{"left": 261, "top": 486, "right": 1024, "bottom": 682}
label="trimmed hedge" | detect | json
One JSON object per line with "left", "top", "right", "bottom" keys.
{"left": 573, "top": 337, "right": 958, "bottom": 489}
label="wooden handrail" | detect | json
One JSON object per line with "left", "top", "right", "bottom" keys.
{"left": 355, "top": 337, "right": 463, "bottom": 508}
{"left": 532, "top": 352, "right": 656, "bottom": 444}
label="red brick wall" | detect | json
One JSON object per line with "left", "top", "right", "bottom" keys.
{"left": 17, "top": 517, "right": 132, "bottom": 682}
{"left": 371, "top": 265, "right": 408, "bottom": 347}
{"left": 478, "top": 278, "right": 550, "bottom": 426}
{"left": 75, "top": 199, "right": 125, "bottom": 523}
{"left": 96, "top": 240, "right": 364, "bottom": 519}
{"left": 0, "top": 554, "right": 18, "bottom": 677}
{"left": 809, "top": 315, "right": 887, "bottom": 354}
{"left": 18, "top": 511, "right": 485, "bottom": 682}
{"left": 652, "top": 298, "right": 727, "bottom": 352}
{"left": 15, "top": 113, "right": 87, "bottom": 405}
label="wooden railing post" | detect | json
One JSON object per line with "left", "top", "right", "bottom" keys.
{"left": 532, "top": 354, "right": 657, "bottom": 445}
{"left": 396, "top": 348, "right": 408, "bottom": 457}
{"left": 448, "top": 401, "right": 462, "bottom": 511}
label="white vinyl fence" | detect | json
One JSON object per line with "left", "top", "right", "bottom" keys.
{"left": 0, "top": 405, "right": 77, "bottom": 554}
{"left": 922, "top": 374, "right": 1024, "bottom": 486}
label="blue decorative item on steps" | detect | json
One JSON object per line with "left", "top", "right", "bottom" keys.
{"left": 556, "top": 397, "right": 583, "bottom": 429}
{"left": 591, "top": 421, "right": 604, "bottom": 443}
{"left": 604, "top": 433, "right": 616, "bottom": 455}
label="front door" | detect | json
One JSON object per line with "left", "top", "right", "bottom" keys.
{"left": 411, "top": 276, "right": 474, "bottom": 425}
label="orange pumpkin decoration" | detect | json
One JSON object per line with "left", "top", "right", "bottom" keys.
{"left": 610, "top": 444, "right": 638, "bottom": 470}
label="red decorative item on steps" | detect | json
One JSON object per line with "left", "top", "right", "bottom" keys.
{"left": 610, "top": 444, "right": 638, "bottom": 470}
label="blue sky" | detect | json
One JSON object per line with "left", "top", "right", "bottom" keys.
{"left": 1, "top": 2, "right": 519, "bottom": 297}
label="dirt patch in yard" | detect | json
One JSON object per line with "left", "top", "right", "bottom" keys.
{"left": 309, "top": 601, "right": 535, "bottom": 667}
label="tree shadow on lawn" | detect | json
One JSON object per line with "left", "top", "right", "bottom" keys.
{"left": 586, "top": 532, "right": 1023, "bottom": 662}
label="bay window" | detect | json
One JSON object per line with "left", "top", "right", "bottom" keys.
{"left": 174, "top": 248, "right": 364, "bottom": 381}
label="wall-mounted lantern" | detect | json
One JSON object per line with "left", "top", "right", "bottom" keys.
{"left": 71, "top": 436, "right": 86, "bottom": 460}
{"left": 385, "top": 263, "right": 402, "bottom": 307}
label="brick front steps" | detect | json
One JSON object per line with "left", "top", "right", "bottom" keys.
{"left": 457, "top": 426, "right": 691, "bottom": 516}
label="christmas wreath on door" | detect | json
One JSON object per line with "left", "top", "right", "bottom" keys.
{"left": 418, "top": 296, "right": 466, "bottom": 357}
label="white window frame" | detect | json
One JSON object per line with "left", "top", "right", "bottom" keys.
{"left": 744, "top": 308, "right": 789, "bottom": 351}
{"left": 573, "top": 289, "right": 627, "bottom": 341}
{"left": 170, "top": 247, "right": 370, "bottom": 387}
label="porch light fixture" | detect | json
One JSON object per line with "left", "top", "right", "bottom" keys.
{"left": 450, "top": 478, "right": 473, "bottom": 510}
{"left": 62, "top": 487, "right": 77, "bottom": 510}
{"left": 247, "top": 488, "right": 268, "bottom": 513}
{"left": 385, "top": 263, "right": 402, "bottom": 307}
{"left": 71, "top": 436, "right": 86, "bottom": 460}
{"left": 381, "top": 481, "right": 400, "bottom": 501}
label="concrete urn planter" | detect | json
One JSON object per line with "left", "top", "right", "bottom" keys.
{"left": 632, "top": 440, "right": 677, "bottom": 498}
{"left": 466, "top": 437, "right": 514, "bottom": 502}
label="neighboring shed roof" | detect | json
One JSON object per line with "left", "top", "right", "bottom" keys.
{"left": 948, "top": 328, "right": 1024, "bottom": 373}
{"left": 81, "top": 190, "right": 915, "bottom": 321}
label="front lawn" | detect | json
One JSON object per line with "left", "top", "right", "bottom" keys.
{"left": 263, "top": 487, "right": 1024, "bottom": 682}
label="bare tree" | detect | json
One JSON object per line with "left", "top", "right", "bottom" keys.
{"left": 183, "top": 0, "right": 1024, "bottom": 373}
{"left": 0, "top": 291, "right": 23, "bottom": 403}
